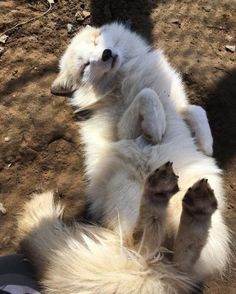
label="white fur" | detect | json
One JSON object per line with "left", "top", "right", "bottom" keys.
{"left": 49, "top": 23, "right": 230, "bottom": 285}
{"left": 51, "top": 23, "right": 213, "bottom": 180}
{"left": 18, "top": 192, "right": 192, "bottom": 294}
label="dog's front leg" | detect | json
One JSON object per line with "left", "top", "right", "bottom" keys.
{"left": 118, "top": 88, "right": 166, "bottom": 144}
{"left": 173, "top": 179, "right": 217, "bottom": 275}
{"left": 134, "top": 162, "right": 179, "bottom": 257}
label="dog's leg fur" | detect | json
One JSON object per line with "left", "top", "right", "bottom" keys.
{"left": 96, "top": 166, "right": 144, "bottom": 246}
{"left": 181, "top": 105, "right": 213, "bottom": 156}
{"left": 118, "top": 87, "right": 213, "bottom": 155}
{"left": 18, "top": 192, "right": 193, "bottom": 294}
{"left": 173, "top": 179, "right": 217, "bottom": 275}
{"left": 118, "top": 88, "right": 166, "bottom": 144}
{"left": 170, "top": 77, "right": 213, "bottom": 156}
{"left": 134, "top": 162, "right": 179, "bottom": 256}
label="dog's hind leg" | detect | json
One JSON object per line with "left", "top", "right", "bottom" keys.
{"left": 134, "top": 162, "right": 179, "bottom": 256}
{"left": 118, "top": 88, "right": 166, "bottom": 144}
{"left": 181, "top": 105, "right": 213, "bottom": 156}
{"left": 173, "top": 179, "right": 217, "bottom": 274}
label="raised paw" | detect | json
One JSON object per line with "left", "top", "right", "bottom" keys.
{"left": 183, "top": 179, "right": 217, "bottom": 217}
{"left": 144, "top": 161, "right": 179, "bottom": 203}
{"left": 185, "top": 105, "right": 213, "bottom": 156}
{"left": 139, "top": 89, "right": 166, "bottom": 144}
{"left": 141, "top": 114, "right": 166, "bottom": 144}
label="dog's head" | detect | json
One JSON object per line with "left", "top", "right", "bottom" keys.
{"left": 51, "top": 25, "right": 122, "bottom": 96}
{"left": 51, "top": 23, "right": 149, "bottom": 96}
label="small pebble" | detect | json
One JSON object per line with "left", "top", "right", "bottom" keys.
{"left": 4, "top": 136, "right": 10, "bottom": 142}
{"left": 0, "top": 203, "right": 6, "bottom": 214}
{"left": 0, "top": 46, "right": 4, "bottom": 55}
{"left": 67, "top": 23, "right": 73, "bottom": 33}
{"left": 0, "top": 34, "right": 8, "bottom": 44}
{"left": 225, "top": 45, "right": 235, "bottom": 52}
{"left": 82, "top": 10, "right": 90, "bottom": 19}
{"left": 202, "top": 6, "right": 211, "bottom": 12}
{"left": 75, "top": 11, "right": 84, "bottom": 22}
{"left": 75, "top": 10, "right": 90, "bottom": 22}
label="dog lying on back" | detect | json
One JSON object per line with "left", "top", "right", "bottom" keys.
{"left": 18, "top": 23, "right": 230, "bottom": 293}
{"left": 51, "top": 21, "right": 230, "bottom": 280}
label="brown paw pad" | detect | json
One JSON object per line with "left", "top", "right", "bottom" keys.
{"left": 183, "top": 179, "right": 217, "bottom": 216}
{"left": 145, "top": 161, "right": 179, "bottom": 202}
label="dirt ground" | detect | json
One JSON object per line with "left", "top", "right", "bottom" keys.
{"left": 0, "top": 0, "right": 235, "bottom": 293}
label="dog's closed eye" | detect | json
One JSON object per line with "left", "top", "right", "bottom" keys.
{"left": 81, "top": 62, "right": 90, "bottom": 76}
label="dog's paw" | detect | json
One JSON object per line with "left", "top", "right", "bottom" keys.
{"left": 186, "top": 105, "right": 213, "bottom": 156}
{"left": 183, "top": 179, "right": 217, "bottom": 216}
{"left": 145, "top": 162, "right": 179, "bottom": 203}
{"left": 141, "top": 116, "right": 166, "bottom": 145}
{"left": 198, "top": 135, "right": 213, "bottom": 157}
{"left": 139, "top": 88, "right": 166, "bottom": 144}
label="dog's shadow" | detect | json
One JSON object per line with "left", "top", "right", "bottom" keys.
{"left": 89, "top": 0, "right": 160, "bottom": 43}
{"left": 204, "top": 69, "right": 236, "bottom": 169}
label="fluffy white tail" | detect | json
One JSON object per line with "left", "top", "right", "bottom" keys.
{"left": 18, "top": 192, "right": 193, "bottom": 294}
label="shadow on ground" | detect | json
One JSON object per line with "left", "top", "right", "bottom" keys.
{"left": 206, "top": 69, "right": 236, "bottom": 168}
{"left": 90, "top": 0, "right": 161, "bottom": 43}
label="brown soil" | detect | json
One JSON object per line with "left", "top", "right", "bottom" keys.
{"left": 0, "top": 1, "right": 235, "bottom": 293}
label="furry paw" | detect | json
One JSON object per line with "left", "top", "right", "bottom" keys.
{"left": 145, "top": 162, "right": 179, "bottom": 203}
{"left": 139, "top": 88, "right": 166, "bottom": 144}
{"left": 184, "top": 105, "right": 213, "bottom": 156}
{"left": 183, "top": 179, "right": 217, "bottom": 216}
{"left": 198, "top": 135, "right": 213, "bottom": 157}
{"left": 141, "top": 114, "right": 166, "bottom": 144}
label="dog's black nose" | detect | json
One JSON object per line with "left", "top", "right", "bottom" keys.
{"left": 102, "top": 49, "right": 112, "bottom": 62}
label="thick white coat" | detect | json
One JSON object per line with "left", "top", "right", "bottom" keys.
{"left": 31, "top": 23, "right": 230, "bottom": 290}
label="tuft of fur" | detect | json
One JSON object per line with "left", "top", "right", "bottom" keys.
{"left": 18, "top": 192, "right": 193, "bottom": 294}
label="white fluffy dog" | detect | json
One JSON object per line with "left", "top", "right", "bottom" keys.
{"left": 18, "top": 23, "right": 230, "bottom": 293}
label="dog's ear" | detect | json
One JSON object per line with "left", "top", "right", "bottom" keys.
{"left": 51, "top": 72, "right": 74, "bottom": 96}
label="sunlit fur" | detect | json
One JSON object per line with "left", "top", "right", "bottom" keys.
{"left": 18, "top": 192, "right": 193, "bottom": 294}
{"left": 52, "top": 22, "right": 228, "bottom": 273}
{"left": 51, "top": 24, "right": 213, "bottom": 183}
{"left": 25, "top": 22, "right": 231, "bottom": 291}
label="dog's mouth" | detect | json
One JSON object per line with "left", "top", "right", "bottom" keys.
{"left": 51, "top": 87, "right": 75, "bottom": 97}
